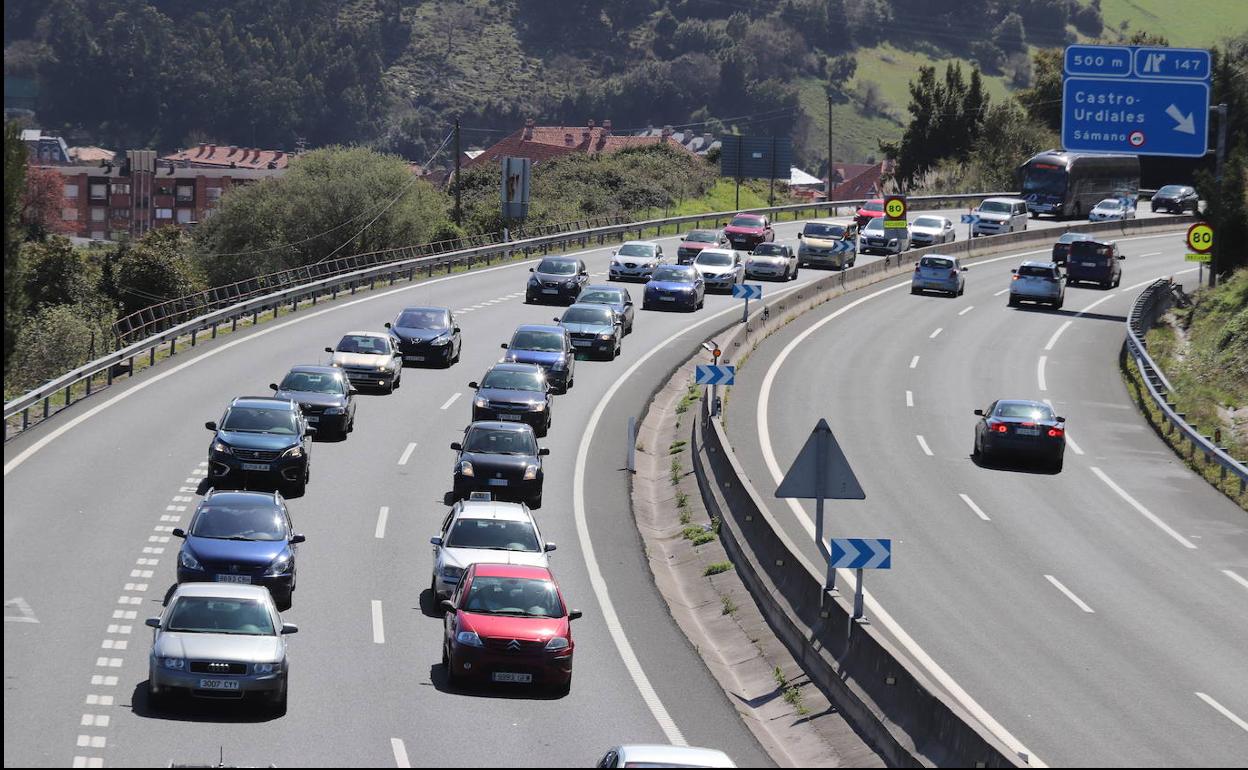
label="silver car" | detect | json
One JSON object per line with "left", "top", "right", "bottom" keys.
{"left": 1008, "top": 261, "right": 1065, "bottom": 309}
{"left": 1088, "top": 198, "right": 1136, "bottom": 221}
{"left": 744, "top": 242, "right": 798, "bottom": 281}
{"left": 325, "top": 331, "right": 403, "bottom": 393}
{"left": 146, "top": 583, "right": 297, "bottom": 713}
{"left": 908, "top": 215, "right": 956, "bottom": 247}
{"left": 597, "top": 745, "right": 736, "bottom": 768}
{"left": 430, "top": 497, "right": 555, "bottom": 598}
{"left": 609, "top": 241, "right": 666, "bottom": 281}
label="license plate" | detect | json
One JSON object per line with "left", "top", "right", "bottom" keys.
{"left": 488, "top": 478, "right": 509, "bottom": 486}
{"left": 1081, "top": 262, "right": 1096, "bottom": 267}
{"left": 542, "top": 288, "right": 559, "bottom": 294}
{"left": 1016, "top": 427, "right": 1040, "bottom": 436}
{"left": 241, "top": 463, "right": 270, "bottom": 472}
{"left": 571, "top": 340, "right": 591, "bottom": 346}
{"left": 660, "top": 296, "right": 676, "bottom": 302}
{"left": 214, "top": 574, "right": 252, "bottom": 584}
{"left": 492, "top": 672, "right": 532, "bottom": 683}
{"left": 198, "top": 678, "right": 240, "bottom": 690}
{"left": 498, "top": 413, "right": 522, "bottom": 421}
{"left": 305, "top": 416, "right": 319, "bottom": 423}
{"left": 404, "top": 355, "right": 425, "bottom": 361}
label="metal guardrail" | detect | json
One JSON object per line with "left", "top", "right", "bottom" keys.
{"left": 1125, "top": 279, "right": 1247, "bottom": 494}
{"left": 1, "top": 190, "right": 1150, "bottom": 439}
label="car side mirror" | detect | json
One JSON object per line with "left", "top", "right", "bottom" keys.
{"left": 450, "top": 442, "right": 462, "bottom": 451}
{"left": 797, "top": 232, "right": 803, "bottom": 239}
{"left": 145, "top": 617, "right": 161, "bottom": 629}
{"left": 441, "top": 599, "right": 457, "bottom": 614}
{"left": 348, "top": 387, "right": 358, "bottom": 396}
{"left": 500, "top": 343, "right": 509, "bottom": 349}
{"left": 172, "top": 528, "right": 186, "bottom": 538}
{"left": 281, "top": 623, "right": 299, "bottom": 635}
{"left": 430, "top": 536, "right": 443, "bottom": 547}
{"left": 553, "top": 317, "right": 561, "bottom": 323}
{"left": 962, "top": 267, "right": 969, "bottom": 272}
{"left": 568, "top": 610, "right": 583, "bottom": 621}
{"left": 580, "top": 271, "right": 589, "bottom": 277}
{"left": 1118, "top": 255, "right": 1125, "bottom": 260}
{"left": 545, "top": 542, "right": 557, "bottom": 552}
{"left": 291, "top": 534, "right": 306, "bottom": 544}
{"left": 624, "top": 300, "right": 632, "bottom": 306}
{"left": 205, "top": 421, "right": 217, "bottom": 431}
{"left": 468, "top": 381, "right": 479, "bottom": 390}
{"left": 453, "top": 326, "right": 461, "bottom": 333}
{"left": 269, "top": 383, "right": 279, "bottom": 391}
{"left": 1057, "top": 416, "right": 1067, "bottom": 423}
{"left": 384, "top": 322, "right": 392, "bottom": 329}
{"left": 611, "top": 249, "right": 617, "bottom": 256}
{"left": 324, "top": 346, "right": 334, "bottom": 354}
{"left": 974, "top": 409, "right": 984, "bottom": 416}
{"left": 539, "top": 447, "right": 550, "bottom": 456}
{"left": 1010, "top": 268, "right": 1018, "bottom": 274}
{"left": 529, "top": 267, "right": 535, "bottom": 273}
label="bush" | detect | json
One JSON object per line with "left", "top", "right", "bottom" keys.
{"left": 7, "top": 302, "right": 113, "bottom": 393}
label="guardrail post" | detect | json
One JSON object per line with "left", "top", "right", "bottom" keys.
{"left": 85, "top": 373, "right": 92, "bottom": 396}
{"left": 191, "top": 328, "right": 198, "bottom": 347}
{"left": 149, "top": 346, "right": 156, "bottom": 368}
{"left": 43, "top": 396, "right": 50, "bottom": 419}
{"left": 23, "top": 407, "right": 31, "bottom": 431}
{"left": 107, "top": 365, "right": 113, "bottom": 387}
{"left": 231, "top": 316, "right": 238, "bottom": 333}
{"left": 63, "top": 384, "right": 72, "bottom": 408}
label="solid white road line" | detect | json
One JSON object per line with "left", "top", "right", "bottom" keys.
{"left": 1138, "top": 251, "right": 1162, "bottom": 257}
{"left": 910, "top": 355, "right": 920, "bottom": 369}
{"left": 1222, "top": 569, "right": 1248, "bottom": 591}
{"left": 375, "top": 506, "right": 389, "bottom": 539}
{"left": 906, "top": 390, "right": 914, "bottom": 408}
{"left": 1044, "top": 575, "right": 1095, "bottom": 613}
{"left": 916, "top": 435, "right": 934, "bottom": 456}
{"left": 1037, "top": 356, "right": 1048, "bottom": 391}
{"left": 959, "top": 493, "right": 991, "bottom": 521}
{"left": 397, "top": 442, "right": 417, "bottom": 465}
{"left": 1044, "top": 321, "right": 1072, "bottom": 351}
{"left": 391, "top": 738, "right": 412, "bottom": 768}
{"left": 439, "top": 392, "right": 461, "bottom": 410}
{"left": 1065, "top": 434, "right": 1085, "bottom": 456}
{"left": 929, "top": 327, "right": 943, "bottom": 339}
{"left": 1195, "top": 692, "right": 1248, "bottom": 733}
{"left": 1091, "top": 467, "right": 1197, "bottom": 549}
{"left": 371, "top": 600, "right": 385, "bottom": 644}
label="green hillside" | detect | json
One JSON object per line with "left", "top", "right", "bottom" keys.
{"left": 1090, "top": 0, "right": 1248, "bottom": 48}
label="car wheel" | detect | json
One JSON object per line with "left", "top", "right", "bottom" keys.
{"left": 792, "top": 267, "right": 799, "bottom": 280}
{"left": 627, "top": 321, "right": 634, "bottom": 335}
{"left": 972, "top": 439, "right": 982, "bottom": 460}
{"left": 444, "top": 645, "right": 461, "bottom": 687}
{"left": 528, "top": 492, "right": 542, "bottom": 509}
{"left": 270, "top": 679, "right": 288, "bottom": 717}
{"left": 537, "top": 419, "right": 550, "bottom": 439}
{"left": 1054, "top": 297, "right": 1064, "bottom": 309}
{"left": 430, "top": 574, "right": 439, "bottom": 600}
{"left": 347, "top": 414, "right": 355, "bottom": 433}
{"left": 148, "top": 677, "right": 166, "bottom": 708}
{"left": 1051, "top": 454, "right": 1064, "bottom": 473}
{"left": 910, "top": 286, "right": 920, "bottom": 295}
{"left": 958, "top": 284, "right": 965, "bottom": 296}
{"left": 642, "top": 301, "right": 652, "bottom": 311}
{"left": 1008, "top": 294, "right": 1019, "bottom": 307}
{"left": 550, "top": 678, "right": 571, "bottom": 697}
{"left": 287, "top": 475, "right": 306, "bottom": 498}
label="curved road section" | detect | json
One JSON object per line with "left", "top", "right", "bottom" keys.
{"left": 724, "top": 234, "right": 1248, "bottom": 767}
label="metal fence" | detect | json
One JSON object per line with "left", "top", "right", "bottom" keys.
{"left": 1125, "top": 279, "right": 1247, "bottom": 494}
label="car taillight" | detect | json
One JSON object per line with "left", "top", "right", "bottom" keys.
{"left": 1048, "top": 427, "right": 1064, "bottom": 438}
{"left": 989, "top": 422, "right": 1008, "bottom": 433}
{"left": 949, "top": 269, "right": 958, "bottom": 278}
{"left": 1012, "top": 274, "right": 1020, "bottom": 281}
{"left": 914, "top": 264, "right": 921, "bottom": 271}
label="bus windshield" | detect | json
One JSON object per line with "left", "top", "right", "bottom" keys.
{"left": 1022, "top": 167, "right": 1067, "bottom": 196}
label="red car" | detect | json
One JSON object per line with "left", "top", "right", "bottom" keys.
{"left": 723, "top": 212, "right": 774, "bottom": 251}
{"left": 854, "top": 198, "right": 885, "bottom": 228}
{"left": 442, "top": 563, "right": 581, "bottom": 694}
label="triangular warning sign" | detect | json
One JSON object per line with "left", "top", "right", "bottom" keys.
{"left": 775, "top": 419, "right": 866, "bottom": 500}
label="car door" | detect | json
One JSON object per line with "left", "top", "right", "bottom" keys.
{"left": 943, "top": 219, "right": 955, "bottom": 242}
{"left": 434, "top": 508, "right": 455, "bottom": 563}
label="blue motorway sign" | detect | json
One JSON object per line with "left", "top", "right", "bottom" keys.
{"left": 732, "top": 284, "right": 763, "bottom": 300}
{"left": 960, "top": 214, "right": 979, "bottom": 225}
{"left": 829, "top": 538, "right": 892, "bottom": 570}
{"left": 695, "top": 364, "right": 735, "bottom": 386}
{"left": 1062, "top": 44, "right": 1211, "bottom": 158}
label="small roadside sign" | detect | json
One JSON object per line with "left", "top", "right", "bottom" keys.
{"left": 829, "top": 538, "right": 892, "bottom": 569}
{"left": 960, "top": 213, "right": 979, "bottom": 225}
{"left": 732, "top": 284, "right": 763, "bottom": 300}
{"left": 1186, "top": 222, "right": 1214, "bottom": 254}
{"left": 884, "top": 195, "right": 908, "bottom": 229}
{"left": 775, "top": 419, "right": 866, "bottom": 500}
{"left": 695, "top": 365, "right": 735, "bottom": 386}
{"left": 1185, "top": 252, "right": 1212, "bottom": 263}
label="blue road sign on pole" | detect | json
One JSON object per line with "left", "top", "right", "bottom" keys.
{"left": 695, "top": 364, "right": 735, "bottom": 386}
{"left": 732, "top": 284, "right": 763, "bottom": 300}
{"left": 1062, "top": 44, "right": 1211, "bottom": 158}
{"left": 829, "top": 538, "right": 892, "bottom": 569}
{"left": 960, "top": 213, "right": 979, "bottom": 225}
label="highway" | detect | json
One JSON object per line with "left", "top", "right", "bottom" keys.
{"left": 723, "top": 234, "right": 1248, "bottom": 766}
{"left": 3, "top": 207, "right": 1190, "bottom": 767}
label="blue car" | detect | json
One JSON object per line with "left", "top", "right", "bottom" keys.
{"left": 172, "top": 490, "right": 306, "bottom": 610}
{"left": 501, "top": 324, "right": 576, "bottom": 393}
{"left": 642, "top": 264, "right": 705, "bottom": 311}
{"left": 911, "top": 255, "right": 967, "bottom": 297}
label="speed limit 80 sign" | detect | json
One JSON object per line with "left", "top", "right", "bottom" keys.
{"left": 1186, "top": 222, "right": 1214, "bottom": 254}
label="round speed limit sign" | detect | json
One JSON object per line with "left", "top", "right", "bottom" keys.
{"left": 1186, "top": 222, "right": 1214, "bottom": 254}
{"left": 884, "top": 196, "right": 906, "bottom": 219}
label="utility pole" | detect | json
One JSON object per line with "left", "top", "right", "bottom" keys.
{"left": 827, "top": 92, "right": 833, "bottom": 203}
{"left": 454, "top": 117, "right": 462, "bottom": 227}
{"left": 768, "top": 135, "right": 776, "bottom": 207}
{"left": 1210, "top": 103, "right": 1227, "bottom": 288}
{"left": 734, "top": 131, "right": 742, "bottom": 210}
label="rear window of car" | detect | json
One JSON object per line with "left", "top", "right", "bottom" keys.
{"left": 1018, "top": 265, "right": 1057, "bottom": 278}
{"left": 994, "top": 402, "right": 1055, "bottom": 421}
{"left": 1058, "top": 232, "right": 1090, "bottom": 244}
{"left": 1071, "top": 242, "right": 1113, "bottom": 261}
{"left": 920, "top": 257, "right": 953, "bottom": 269}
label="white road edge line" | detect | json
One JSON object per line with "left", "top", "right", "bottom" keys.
{"left": 959, "top": 493, "right": 990, "bottom": 521}
{"left": 906, "top": 390, "right": 914, "bottom": 408}
{"left": 958, "top": 305, "right": 974, "bottom": 316}
{"left": 929, "top": 327, "right": 943, "bottom": 339}
{"left": 1041, "top": 399, "right": 1084, "bottom": 455}
{"left": 1044, "top": 575, "right": 1095, "bottom": 613}
{"left": 375, "top": 506, "right": 389, "bottom": 540}
{"left": 1195, "top": 692, "right": 1248, "bottom": 733}
{"left": 397, "top": 442, "right": 417, "bottom": 466}
{"left": 916, "top": 435, "right": 934, "bottom": 456}
{"left": 439, "top": 392, "right": 461, "bottom": 410}
{"left": 1221, "top": 569, "right": 1248, "bottom": 591}
{"left": 1037, "top": 356, "right": 1048, "bottom": 391}
{"left": 910, "top": 355, "right": 920, "bottom": 369}
{"left": 1090, "top": 466, "right": 1197, "bottom": 549}
{"left": 371, "top": 600, "right": 385, "bottom": 644}
{"left": 391, "top": 738, "right": 412, "bottom": 768}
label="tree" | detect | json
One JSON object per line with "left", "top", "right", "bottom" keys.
{"left": 20, "top": 165, "right": 73, "bottom": 241}
{"left": 115, "top": 227, "right": 204, "bottom": 317}
{"left": 883, "top": 63, "right": 991, "bottom": 187}
{"left": 1017, "top": 48, "right": 1063, "bottom": 132}
{"left": 7, "top": 302, "right": 114, "bottom": 392}
{"left": 992, "top": 12, "right": 1026, "bottom": 54}
{"left": 4, "top": 122, "right": 27, "bottom": 375}
{"left": 21, "top": 236, "right": 100, "bottom": 311}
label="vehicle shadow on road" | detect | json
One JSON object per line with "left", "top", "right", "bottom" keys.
{"left": 970, "top": 452, "right": 1061, "bottom": 475}
{"left": 1010, "top": 305, "right": 1127, "bottom": 323}
{"left": 426, "top": 664, "right": 567, "bottom": 701}
{"left": 129, "top": 681, "right": 280, "bottom": 723}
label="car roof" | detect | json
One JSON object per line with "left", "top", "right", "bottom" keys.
{"left": 614, "top": 745, "right": 736, "bottom": 767}
{"left": 455, "top": 500, "right": 536, "bottom": 523}
{"left": 565, "top": 302, "right": 613, "bottom": 313}
{"left": 170, "top": 582, "right": 274, "bottom": 601}
{"left": 342, "top": 330, "right": 390, "bottom": 339}
{"left": 921, "top": 254, "right": 955, "bottom": 261}
{"left": 1020, "top": 260, "right": 1058, "bottom": 268}
{"left": 470, "top": 562, "right": 552, "bottom": 580}
{"left": 684, "top": 229, "right": 719, "bottom": 235}
{"left": 982, "top": 196, "right": 1026, "bottom": 204}
{"left": 581, "top": 284, "right": 625, "bottom": 294}
{"left": 696, "top": 248, "right": 735, "bottom": 257}
{"left": 995, "top": 399, "right": 1051, "bottom": 410}
{"left": 230, "top": 396, "right": 299, "bottom": 411}
{"left": 486, "top": 362, "right": 544, "bottom": 374}
{"left": 804, "top": 218, "right": 845, "bottom": 226}
{"left": 286, "top": 364, "right": 343, "bottom": 377}
{"left": 537, "top": 255, "right": 579, "bottom": 264}
{"left": 1096, "top": 198, "right": 1123, "bottom": 205}
{"left": 620, "top": 240, "right": 658, "bottom": 247}
{"left": 514, "top": 324, "right": 564, "bottom": 334}
{"left": 467, "top": 420, "right": 536, "bottom": 435}
{"left": 731, "top": 212, "right": 764, "bottom": 219}
{"left": 912, "top": 214, "right": 947, "bottom": 222}
{"left": 1057, "top": 232, "right": 1091, "bottom": 242}
{"left": 199, "top": 490, "right": 282, "bottom": 508}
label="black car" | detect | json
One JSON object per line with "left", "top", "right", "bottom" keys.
{"left": 577, "top": 285, "right": 635, "bottom": 334}
{"left": 1050, "top": 231, "right": 1093, "bottom": 266}
{"left": 206, "top": 397, "right": 314, "bottom": 496}
{"left": 451, "top": 422, "right": 549, "bottom": 508}
{"left": 469, "top": 363, "right": 553, "bottom": 437}
{"left": 173, "top": 489, "right": 306, "bottom": 610}
{"left": 557, "top": 304, "right": 623, "bottom": 360}
{"left": 526, "top": 257, "right": 590, "bottom": 305}
{"left": 386, "top": 306, "right": 461, "bottom": 367}
{"left": 973, "top": 399, "right": 1066, "bottom": 472}
{"left": 1151, "top": 185, "right": 1199, "bottom": 214}
{"left": 270, "top": 365, "right": 356, "bottom": 439}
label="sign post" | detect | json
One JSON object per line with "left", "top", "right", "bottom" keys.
{"left": 732, "top": 284, "right": 763, "bottom": 323}
{"left": 500, "top": 156, "right": 531, "bottom": 222}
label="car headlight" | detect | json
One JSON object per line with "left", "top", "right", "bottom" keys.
{"left": 265, "top": 553, "right": 293, "bottom": 576}
{"left": 530, "top": 402, "right": 546, "bottom": 411}
{"left": 179, "top": 549, "right": 203, "bottom": 571}
{"left": 889, "top": 239, "right": 898, "bottom": 246}
{"left": 545, "top": 636, "right": 570, "bottom": 651}
{"left": 324, "top": 406, "right": 345, "bottom": 415}
{"left": 254, "top": 662, "right": 282, "bottom": 674}
{"left": 528, "top": 277, "right": 540, "bottom": 286}
{"left": 474, "top": 396, "right": 489, "bottom": 409}
{"left": 376, "top": 364, "right": 388, "bottom": 371}
{"left": 432, "top": 333, "right": 451, "bottom": 345}
{"left": 456, "top": 630, "right": 484, "bottom": 647}
{"left": 281, "top": 445, "right": 304, "bottom": 459}
{"left": 212, "top": 440, "right": 232, "bottom": 455}
{"left": 458, "top": 460, "right": 474, "bottom": 477}
{"left": 523, "top": 464, "right": 539, "bottom": 481}
{"left": 441, "top": 565, "right": 464, "bottom": 580}
{"left": 550, "top": 359, "right": 567, "bottom": 371}
{"left": 598, "top": 333, "right": 613, "bottom": 341}
{"left": 160, "top": 657, "right": 186, "bottom": 670}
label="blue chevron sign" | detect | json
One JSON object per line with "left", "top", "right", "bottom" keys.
{"left": 732, "top": 284, "right": 763, "bottom": 300}
{"left": 960, "top": 214, "right": 979, "bottom": 225}
{"left": 827, "top": 240, "right": 855, "bottom": 254}
{"left": 695, "top": 364, "right": 735, "bottom": 386}
{"left": 829, "top": 538, "right": 892, "bottom": 569}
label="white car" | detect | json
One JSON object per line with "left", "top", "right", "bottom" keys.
{"left": 430, "top": 495, "right": 555, "bottom": 598}
{"left": 1088, "top": 198, "right": 1136, "bottom": 222}
{"left": 609, "top": 241, "right": 666, "bottom": 281}
{"left": 908, "top": 215, "right": 956, "bottom": 247}
{"left": 972, "top": 197, "right": 1029, "bottom": 236}
{"left": 324, "top": 331, "right": 403, "bottom": 393}
{"left": 597, "top": 745, "right": 736, "bottom": 768}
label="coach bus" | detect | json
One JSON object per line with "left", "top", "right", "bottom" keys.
{"left": 1017, "top": 150, "right": 1140, "bottom": 219}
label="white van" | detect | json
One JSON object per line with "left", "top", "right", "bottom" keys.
{"left": 972, "top": 197, "right": 1029, "bottom": 237}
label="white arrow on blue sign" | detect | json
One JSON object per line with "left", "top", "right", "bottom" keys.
{"left": 732, "top": 284, "right": 763, "bottom": 300}
{"left": 829, "top": 538, "right": 891, "bottom": 569}
{"left": 695, "top": 364, "right": 735, "bottom": 386}
{"left": 960, "top": 214, "right": 979, "bottom": 224}
{"left": 827, "top": 240, "right": 854, "bottom": 254}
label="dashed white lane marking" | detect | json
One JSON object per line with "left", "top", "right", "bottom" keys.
{"left": 1044, "top": 321, "right": 1072, "bottom": 351}
{"left": 391, "top": 737, "right": 412, "bottom": 768}
{"left": 929, "top": 327, "right": 943, "bottom": 339}
{"left": 89, "top": 675, "right": 119, "bottom": 685}
{"left": 1138, "top": 251, "right": 1162, "bottom": 257}
{"left": 80, "top": 714, "right": 110, "bottom": 727}
{"left": 439, "top": 392, "right": 461, "bottom": 410}
{"left": 1037, "top": 356, "right": 1048, "bottom": 391}
{"left": 371, "top": 600, "right": 385, "bottom": 644}
{"left": 75, "top": 736, "right": 107, "bottom": 748}
{"left": 916, "top": 435, "right": 934, "bottom": 456}
{"left": 1045, "top": 575, "right": 1095, "bottom": 613}
{"left": 1196, "top": 692, "right": 1248, "bottom": 733}
{"left": 959, "top": 493, "right": 990, "bottom": 521}
{"left": 906, "top": 390, "right": 914, "bottom": 407}
{"left": 397, "top": 442, "right": 417, "bottom": 465}
{"left": 910, "top": 355, "right": 920, "bottom": 369}
{"left": 454, "top": 308, "right": 470, "bottom": 313}
{"left": 1091, "top": 466, "right": 1197, "bottom": 549}
{"left": 85, "top": 694, "right": 115, "bottom": 705}
{"left": 1222, "top": 569, "right": 1248, "bottom": 591}
{"left": 72, "top": 757, "right": 104, "bottom": 768}
{"left": 375, "top": 506, "right": 390, "bottom": 540}
{"left": 994, "top": 288, "right": 1010, "bottom": 296}
{"left": 958, "top": 305, "right": 974, "bottom": 316}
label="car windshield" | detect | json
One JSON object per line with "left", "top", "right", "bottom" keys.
{"left": 336, "top": 335, "right": 390, "bottom": 355}
{"left": 617, "top": 244, "right": 654, "bottom": 258}
{"left": 1058, "top": 232, "right": 1090, "bottom": 244}
{"left": 685, "top": 231, "right": 718, "bottom": 243}
{"left": 1096, "top": 199, "right": 1122, "bottom": 210}
{"left": 913, "top": 217, "right": 944, "bottom": 228}
{"left": 979, "top": 201, "right": 1011, "bottom": 213}
{"left": 462, "top": 576, "right": 563, "bottom": 617}
{"left": 279, "top": 372, "right": 342, "bottom": 394}
{"left": 190, "top": 505, "right": 286, "bottom": 541}
{"left": 730, "top": 215, "right": 763, "bottom": 228}
{"left": 862, "top": 201, "right": 883, "bottom": 212}
{"left": 696, "top": 252, "right": 733, "bottom": 267}
{"left": 579, "top": 289, "right": 624, "bottom": 305}
{"left": 537, "top": 259, "right": 577, "bottom": 275}
{"left": 446, "top": 520, "right": 540, "bottom": 552}
{"left": 994, "top": 402, "right": 1055, "bottom": 421}
{"left": 752, "top": 244, "right": 784, "bottom": 256}
{"left": 222, "top": 407, "right": 299, "bottom": 435}
{"left": 165, "top": 597, "right": 275, "bottom": 635}
{"left": 396, "top": 309, "right": 448, "bottom": 329}
{"left": 563, "top": 307, "right": 613, "bottom": 324}
{"left": 863, "top": 219, "right": 885, "bottom": 233}
{"left": 464, "top": 427, "right": 537, "bottom": 454}
{"left": 652, "top": 266, "right": 695, "bottom": 282}
{"left": 803, "top": 223, "right": 846, "bottom": 238}
{"left": 920, "top": 257, "right": 953, "bottom": 269}
{"left": 481, "top": 369, "right": 544, "bottom": 391}
{"left": 1157, "top": 185, "right": 1186, "bottom": 196}
{"left": 1018, "top": 265, "right": 1056, "bottom": 278}
{"left": 510, "top": 330, "right": 565, "bottom": 352}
